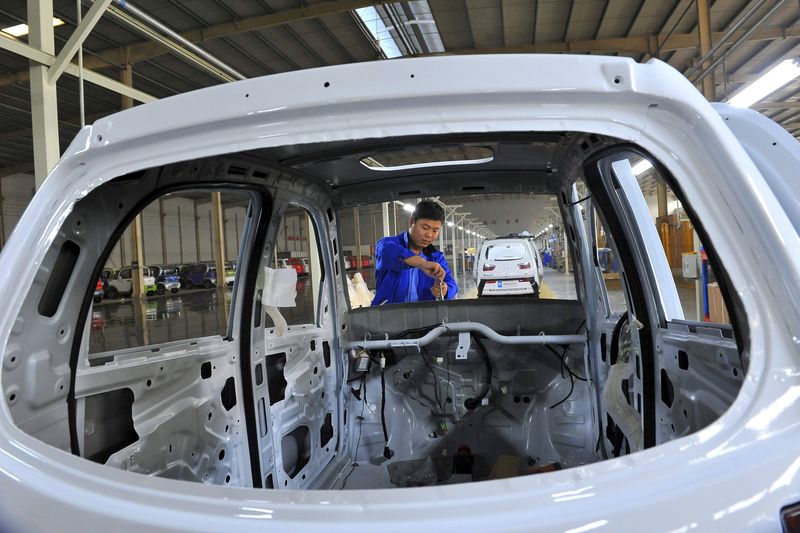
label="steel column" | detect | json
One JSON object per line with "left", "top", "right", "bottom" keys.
{"left": 657, "top": 183, "right": 668, "bottom": 218}
{"left": 695, "top": 0, "right": 715, "bottom": 320}
{"left": 234, "top": 212, "right": 240, "bottom": 257}
{"left": 354, "top": 207, "right": 363, "bottom": 274}
{"left": 120, "top": 63, "right": 145, "bottom": 296}
{"left": 441, "top": 212, "right": 448, "bottom": 269}
{"left": 212, "top": 192, "right": 226, "bottom": 291}
{"left": 130, "top": 215, "right": 145, "bottom": 297}
{"left": 451, "top": 217, "right": 458, "bottom": 278}
{"left": 370, "top": 205, "right": 377, "bottom": 253}
{"left": 159, "top": 198, "right": 167, "bottom": 263}
{"left": 696, "top": 0, "right": 715, "bottom": 100}
{"left": 193, "top": 200, "right": 201, "bottom": 262}
{"left": 28, "top": 0, "right": 60, "bottom": 189}
{"left": 381, "top": 202, "right": 391, "bottom": 237}
{"left": 177, "top": 205, "right": 184, "bottom": 263}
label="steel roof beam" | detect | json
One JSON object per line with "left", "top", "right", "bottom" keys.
{"left": 96, "top": 0, "right": 402, "bottom": 67}
{"left": 0, "top": 0, "right": 406, "bottom": 89}
{"left": 441, "top": 25, "right": 800, "bottom": 56}
{"left": 754, "top": 100, "right": 800, "bottom": 109}
{"left": 48, "top": 0, "right": 112, "bottom": 84}
{"left": 0, "top": 33, "right": 155, "bottom": 103}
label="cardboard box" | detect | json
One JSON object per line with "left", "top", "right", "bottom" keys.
{"left": 489, "top": 455, "right": 520, "bottom": 479}
{"left": 603, "top": 272, "right": 622, "bottom": 291}
{"left": 707, "top": 282, "right": 730, "bottom": 324}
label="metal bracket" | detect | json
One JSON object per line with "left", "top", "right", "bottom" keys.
{"left": 455, "top": 331, "right": 471, "bottom": 360}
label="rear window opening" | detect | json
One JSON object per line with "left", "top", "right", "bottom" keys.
{"left": 486, "top": 244, "right": 525, "bottom": 261}
{"left": 4, "top": 131, "right": 745, "bottom": 492}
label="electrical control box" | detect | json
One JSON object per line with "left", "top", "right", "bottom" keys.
{"left": 682, "top": 252, "right": 699, "bottom": 279}
{"left": 355, "top": 354, "right": 371, "bottom": 372}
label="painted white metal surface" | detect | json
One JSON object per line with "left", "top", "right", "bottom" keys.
{"left": 1, "top": 54, "right": 800, "bottom": 531}
{"left": 610, "top": 159, "right": 684, "bottom": 320}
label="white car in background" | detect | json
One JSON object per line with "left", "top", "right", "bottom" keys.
{"left": 105, "top": 266, "right": 157, "bottom": 298}
{"left": 477, "top": 237, "right": 541, "bottom": 297}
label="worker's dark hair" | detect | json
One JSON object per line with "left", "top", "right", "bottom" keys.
{"left": 411, "top": 200, "right": 445, "bottom": 223}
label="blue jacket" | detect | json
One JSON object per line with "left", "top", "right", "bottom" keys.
{"left": 371, "top": 232, "right": 458, "bottom": 305}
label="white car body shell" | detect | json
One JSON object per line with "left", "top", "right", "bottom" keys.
{"left": 1, "top": 54, "right": 800, "bottom": 531}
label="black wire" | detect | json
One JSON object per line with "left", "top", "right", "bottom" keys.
{"left": 549, "top": 372, "right": 576, "bottom": 410}
{"left": 420, "top": 346, "right": 444, "bottom": 412}
{"left": 545, "top": 345, "right": 587, "bottom": 382}
{"left": 567, "top": 195, "right": 591, "bottom": 206}
{"left": 546, "top": 345, "right": 569, "bottom": 379}
{"left": 380, "top": 365, "right": 389, "bottom": 444}
{"left": 444, "top": 332, "right": 453, "bottom": 411}
{"left": 406, "top": 391, "right": 441, "bottom": 413}
{"left": 464, "top": 333, "right": 493, "bottom": 409}
{"left": 379, "top": 363, "right": 395, "bottom": 459}
{"left": 548, "top": 319, "right": 588, "bottom": 409}
{"left": 340, "top": 376, "right": 367, "bottom": 490}
{"left": 394, "top": 324, "right": 442, "bottom": 339}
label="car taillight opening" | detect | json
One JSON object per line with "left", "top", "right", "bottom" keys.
{"left": 483, "top": 264, "right": 496, "bottom": 271}
{"left": 517, "top": 262, "right": 531, "bottom": 270}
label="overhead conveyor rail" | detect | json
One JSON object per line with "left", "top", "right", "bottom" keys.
{"left": 345, "top": 321, "right": 586, "bottom": 351}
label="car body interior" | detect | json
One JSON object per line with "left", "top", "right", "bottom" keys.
{"left": 2, "top": 55, "right": 799, "bottom": 531}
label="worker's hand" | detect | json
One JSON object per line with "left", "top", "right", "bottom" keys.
{"left": 404, "top": 256, "right": 445, "bottom": 281}
{"left": 419, "top": 260, "right": 445, "bottom": 281}
{"left": 431, "top": 282, "right": 448, "bottom": 299}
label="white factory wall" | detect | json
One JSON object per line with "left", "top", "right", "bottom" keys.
{"left": 275, "top": 211, "right": 312, "bottom": 256}
{"left": 337, "top": 205, "right": 393, "bottom": 257}
{"left": 0, "top": 175, "right": 248, "bottom": 269}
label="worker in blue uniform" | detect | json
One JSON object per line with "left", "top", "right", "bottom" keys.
{"left": 371, "top": 200, "right": 458, "bottom": 305}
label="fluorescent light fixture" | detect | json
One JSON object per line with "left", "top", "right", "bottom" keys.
{"left": 631, "top": 159, "right": 653, "bottom": 176}
{"left": 728, "top": 58, "right": 800, "bottom": 108}
{"left": 1, "top": 18, "right": 64, "bottom": 37}
{"left": 402, "top": 203, "right": 415, "bottom": 213}
{"left": 360, "top": 155, "right": 493, "bottom": 172}
{"left": 447, "top": 221, "right": 454, "bottom": 227}
{"left": 457, "top": 226, "right": 463, "bottom": 230}
{"left": 549, "top": 224, "right": 554, "bottom": 228}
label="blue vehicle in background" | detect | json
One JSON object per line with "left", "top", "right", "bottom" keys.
{"left": 148, "top": 265, "right": 182, "bottom": 295}
{"left": 182, "top": 262, "right": 217, "bottom": 289}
